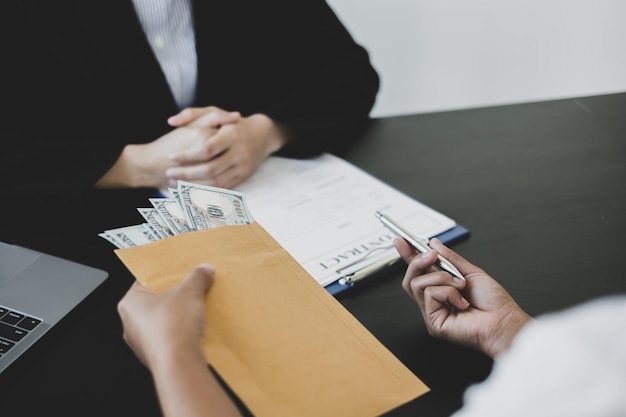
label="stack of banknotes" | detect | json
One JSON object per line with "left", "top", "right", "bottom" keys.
{"left": 99, "top": 181, "right": 254, "bottom": 249}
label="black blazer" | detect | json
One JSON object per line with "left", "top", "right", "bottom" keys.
{"left": 2, "top": 1, "right": 378, "bottom": 236}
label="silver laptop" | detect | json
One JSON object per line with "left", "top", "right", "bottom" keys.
{"left": 0, "top": 241, "right": 108, "bottom": 373}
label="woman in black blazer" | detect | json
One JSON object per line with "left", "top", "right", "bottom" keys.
{"left": 1, "top": 1, "right": 379, "bottom": 237}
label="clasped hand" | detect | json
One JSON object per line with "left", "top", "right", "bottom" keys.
{"left": 98, "top": 106, "right": 287, "bottom": 190}
{"left": 163, "top": 107, "right": 287, "bottom": 189}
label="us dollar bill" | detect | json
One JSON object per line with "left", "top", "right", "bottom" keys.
{"left": 149, "top": 197, "right": 192, "bottom": 234}
{"left": 99, "top": 224, "right": 159, "bottom": 248}
{"left": 142, "top": 222, "right": 162, "bottom": 240}
{"left": 98, "top": 232, "right": 125, "bottom": 249}
{"left": 137, "top": 207, "right": 174, "bottom": 239}
{"left": 169, "top": 189, "right": 187, "bottom": 224}
{"left": 177, "top": 181, "right": 254, "bottom": 228}
{"left": 99, "top": 182, "right": 254, "bottom": 248}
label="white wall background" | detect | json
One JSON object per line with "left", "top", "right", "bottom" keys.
{"left": 327, "top": 0, "right": 626, "bottom": 117}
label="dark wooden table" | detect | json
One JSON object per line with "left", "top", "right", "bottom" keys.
{"left": 2, "top": 93, "right": 625, "bottom": 416}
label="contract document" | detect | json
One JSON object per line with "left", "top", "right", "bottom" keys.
{"left": 235, "top": 153, "right": 464, "bottom": 289}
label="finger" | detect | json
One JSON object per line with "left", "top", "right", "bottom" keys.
{"left": 421, "top": 283, "right": 471, "bottom": 313}
{"left": 429, "top": 238, "right": 485, "bottom": 277}
{"left": 403, "top": 268, "right": 466, "bottom": 303}
{"left": 118, "top": 280, "right": 149, "bottom": 306}
{"left": 169, "top": 129, "right": 232, "bottom": 164}
{"left": 117, "top": 280, "right": 150, "bottom": 324}
{"left": 401, "top": 250, "right": 439, "bottom": 298}
{"left": 169, "top": 163, "right": 245, "bottom": 190}
{"left": 208, "top": 166, "right": 246, "bottom": 190}
{"left": 168, "top": 107, "right": 241, "bottom": 128}
{"left": 166, "top": 157, "right": 234, "bottom": 186}
{"left": 168, "top": 107, "right": 211, "bottom": 126}
{"left": 393, "top": 237, "right": 419, "bottom": 264}
{"left": 405, "top": 269, "right": 466, "bottom": 295}
{"left": 403, "top": 249, "right": 439, "bottom": 281}
{"left": 195, "top": 111, "right": 241, "bottom": 128}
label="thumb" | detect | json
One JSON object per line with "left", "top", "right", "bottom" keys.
{"left": 181, "top": 263, "right": 216, "bottom": 294}
{"left": 168, "top": 107, "right": 207, "bottom": 126}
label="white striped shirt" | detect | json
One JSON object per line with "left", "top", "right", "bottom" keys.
{"left": 131, "top": 0, "right": 198, "bottom": 109}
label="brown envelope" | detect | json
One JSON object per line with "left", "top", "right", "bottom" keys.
{"left": 115, "top": 222, "right": 429, "bottom": 417}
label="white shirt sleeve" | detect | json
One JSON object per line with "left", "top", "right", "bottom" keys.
{"left": 452, "top": 295, "right": 626, "bottom": 417}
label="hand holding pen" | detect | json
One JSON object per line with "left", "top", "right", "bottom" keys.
{"left": 375, "top": 211, "right": 464, "bottom": 280}
{"left": 391, "top": 226, "right": 532, "bottom": 358}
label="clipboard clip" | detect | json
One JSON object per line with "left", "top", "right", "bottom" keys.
{"left": 336, "top": 251, "right": 400, "bottom": 286}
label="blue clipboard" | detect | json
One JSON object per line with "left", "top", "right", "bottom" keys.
{"left": 325, "top": 224, "right": 470, "bottom": 296}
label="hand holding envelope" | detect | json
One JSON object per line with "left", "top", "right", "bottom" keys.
{"left": 115, "top": 222, "right": 429, "bottom": 417}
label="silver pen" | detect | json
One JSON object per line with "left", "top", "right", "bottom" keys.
{"left": 375, "top": 211, "right": 465, "bottom": 281}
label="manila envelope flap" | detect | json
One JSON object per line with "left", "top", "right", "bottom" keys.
{"left": 115, "top": 222, "right": 429, "bottom": 417}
